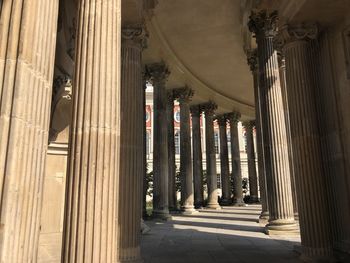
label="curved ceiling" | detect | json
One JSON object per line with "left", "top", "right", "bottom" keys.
{"left": 143, "top": 0, "right": 255, "bottom": 119}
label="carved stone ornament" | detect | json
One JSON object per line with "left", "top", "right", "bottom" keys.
{"left": 173, "top": 86, "right": 194, "bottom": 103}
{"left": 247, "top": 49, "right": 258, "bottom": 72}
{"left": 190, "top": 105, "right": 201, "bottom": 117}
{"left": 146, "top": 62, "right": 170, "bottom": 85}
{"left": 225, "top": 111, "right": 241, "bottom": 125}
{"left": 248, "top": 10, "right": 279, "bottom": 37}
{"left": 243, "top": 120, "right": 256, "bottom": 130}
{"left": 199, "top": 101, "right": 218, "bottom": 116}
{"left": 277, "top": 23, "right": 319, "bottom": 47}
{"left": 215, "top": 115, "right": 228, "bottom": 127}
{"left": 122, "top": 25, "right": 149, "bottom": 48}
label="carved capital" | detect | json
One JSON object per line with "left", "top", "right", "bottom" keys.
{"left": 173, "top": 87, "right": 194, "bottom": 103}
{"left": 247, "top": 49, "right": 258, "bottom": 72}
{"left": 248, "top": 10, "right": 279, "bottom": 38}
{"left": 225, "top": 112, "right": 241, "bottom": 125}
{"left": 122, "top": 24, "right": 149, "bottom": 49}
{"left": 167, "top": 90, "right": 174, "bottom": 103}
{"left": 277, "top": 23, "right": 319, "bottom": 47}
{"left": 243, "top": 120, "right": 256, "bottom": 131}
{"left": 190, "top": 105, "right": 201, "bottom": 117}
{"left": 147, "top": 62, "right": 170, "bottom": 86}
{"left": 215, "top": 115, "right": 227, "bottom": 127}
{"left": 200, "top": 101, "right": 217, "bottom": 116}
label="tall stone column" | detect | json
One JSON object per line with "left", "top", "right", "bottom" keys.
{"left": 62, "top": 0, "right": 121, "bottom": 262}
{"left": 191, "top": 105, "right": 204, "bottom": 208}
{"left": 247, "top": 50, "right": 269, "bottom": 220}
{"left": 167, "top": 90, "right": 177, "bottom": 211}
{"left": 226, "top": 112, "right": 245, "bottom": 206}
{"left": 217, "top": 115, "right": 231, "bottom": 205}
{"left": 243, "top": 121, "right": 259, "bottom": 203}
{"left": 0, "top": 0, "right": 59, "bottom": 261}
{"left": 248, "top": 10, "right": 298, "bottom": 234}
{"left": 278, "top": 54, "right": 298, "bottom": 220}
{"left": 202, "top": 102, "right": 221, "bottom": 209}
{"left": 117, "top": 25, "right": 146, "bottom": 263}
{"left": 279, "top": 23, "right": 332, "bottom": 259}
{"left": 174, "top": 87, "right": 196, "bottom": 214}
{"left": 148, "top": 62, "right": 171, "bottom": 220}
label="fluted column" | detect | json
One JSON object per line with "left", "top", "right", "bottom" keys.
{"left": 148, "top": 62, "right": 171, "bottom": 220}
{"left": 167, "top": 90, "right": 177, "bottom": 211}
{"left": 226, "top": 113, "right": 245, "bottom": 206}
{"left": 279, "top": 23, "right": 332, "bottom": 259}
{"left": 0, "top": 0, "right": 59, "bottom": 261}
{"left": 217, "top": 115, "right": 231, "bottom": 205}
{"left": 174, "top": 87, "right": 196, "bottom": 214}
{"left": 249, "top": 10, "right": 298, "bottom": 234}
{"left": 243, "top": 121, "right": 259, "bottom": 203}
{"left": 62, "top": 1, "right": 121, "bottom": 262}
{"left": 247, "top": 50, "right": 269, "bottom": 220}
{"left": 278, "top": 54, "right": 298, "bottom": 220}
{"left": 202, "top": 102, "right": 221, "bottom": 209}
{"left": 117, "top": 25, "right": 146, "bottom": 263}
{"left": 191, "top": 105, "right": 204, "bottom": 208}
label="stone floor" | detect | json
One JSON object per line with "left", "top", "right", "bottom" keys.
{"left": 141, "top": 205, "right": 302, "bottom": 263}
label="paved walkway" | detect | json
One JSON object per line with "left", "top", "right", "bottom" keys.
{"left": 141, "top": 205, "right": 302, "bottom": 263}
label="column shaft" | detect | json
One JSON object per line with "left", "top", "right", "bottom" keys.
{"left": 249, "top": 11, "right": 297, "bottom": 234}
{"left": 0, "top": 0, "right": 59, "bottom": 261}
{"left": 191, "top": 106, "right": 204, "bottom": 208}
{"left": 167, "top": 91, "right": 177, "bottom": 211}
{"left": 117, "top": 26, "right": 145, "bottom": 263}
{"left": 62, "top": 1, "right": 121, "bottom": 262}
{"left": 218, "top": 117, "right": 231, "bottom": 205}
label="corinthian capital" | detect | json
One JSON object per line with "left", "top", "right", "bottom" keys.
{"left": 190, "top": 105, "right": 201, "bottom": 117}
{"left": 200, "top": 101, "right": 217, "bottom": 116}
{"left": 243, "top": 121, "right": 255, "bottom": 131}
{"left": 122, "top": 24, "right": 149, "bottom": 48}
{"left": 247, "top": 49, "right": 258, "bottom": 72}
{"left": 248, "top": 10, "right": 279, "bottom": 37}
{"left": 225, "top": 112, "right": 241, "bottom": 125}
{"left": 215, "top": 115, "right": 227, "bottom": 127}
{"left": 173, "top": 87, "right": 194, "bottom": 103}
{"left": 147, "top": 62, "right": 170, "bottom": 86}
{"left": 278, "top": 23, "right": 319, "bottom": 47}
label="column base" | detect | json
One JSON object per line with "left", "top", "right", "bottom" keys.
{"left": 206, "top": 202, "right": 222, "bottom": 210}
{"left": 152, "top": 209, "right": 172, "bottom": 221}
{"left": 299, "top": 247, "right": 336, "bottom": 263}
{"left": 258, "top": 211, "right": 269, "bottom": 224}
{"left": 181, "top": 205, "right": 198, "bottom": 215}
{"left": 249, "top": 195, "right": 260, "bottom": 203}
{"left": 265, "top": 219, "right": 299, "bottom": 236}
{"left": 232, "top": 198, "right": 246, "bottom": 207}
{"left": 220, "top": 198, "right": 232, "bottom": 206}
{"left": 294, "top": 212, "right": 299, "bottom": 221}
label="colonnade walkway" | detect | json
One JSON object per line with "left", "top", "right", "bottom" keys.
{"left": 141, "top": 205, "right": 302, "bottom": 263}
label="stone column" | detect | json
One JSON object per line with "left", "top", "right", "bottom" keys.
{"left": 174, "top": 87, "right": 196, "bottom": 214}
{"left": 148, "top": 62, "right": 171, "bottom": 220}
{"left": 247, "top": 50, "right": 269, "bottom": 220}
{"left": 0, "top": 0, "right": 59, "bottom": 261}
{"left": 62, "top": 0, "right": 121, "bottom": 262}
{"left": 117, "top": 25, "right": 147, "bottom": 263}
{"left": 167, "top": 90, "right": 177, "bottom": 211}
{"left": 217, "top": 115, "right": 231, "bottom": 205}
{"left": 278, "top": 54, "right": 299, "bottom": 220}
{"left": 226, "top": 112, "right": 245, "bottom": 206}
{"left": 191, "top": 105, "right": 205, "bottom": 208}
{"left": 243, "top": 121, "right": 259, "bottom": 203}
{"left": 202, "top": 102, "right": 221, "bottom": 209}
{"left": 279, "top": 23, "right": 332, "bottom": 259}
{"left": 248, "top": 10, "right": 298, "bottom": 234}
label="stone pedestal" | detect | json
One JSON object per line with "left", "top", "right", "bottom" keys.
{"left": 148, "top": 63, "right": 171, "bottom": 220}
{"left": 280, "top": 23, "right": 333, "bottom": 259}
{"left": 249, "top": 10, "right": 298, "bottom": 235}
{"left": 0, "top": 1, "right": 59, "bottom": 261}
{"left": 167, "top": 90, "right": 177, "bottom": 211}
{"left": 174, "top": 87, "right": 196, "bottom": 214}
{"left": 191, "top": 105, "right": 205, "bottom": 209}
{"left": 226, "top": 112, "right": 245, "bottom": 206}
{"left": 117, "top": 25, "right": 146, "bottom": 263}
{"left": 62, "top": 1, "right": 121, "bottom": 261}
{"left": 202, "top": 102, "right": 221, "bottom": 209}
{"left": 217, "top": 116, "right": 231, "bottom": 205}
{"left": 243, "top": 121, "right": 259, "bottom": 203}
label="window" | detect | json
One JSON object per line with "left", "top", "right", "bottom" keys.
{"left": 175, "top": 131, "right": 180, "bottom": 155}
{"left": 174, "top": 110, "right": 180, "bottom": 123}
{"left": 214, "top": 132, "right": 219, "bottom": 154}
